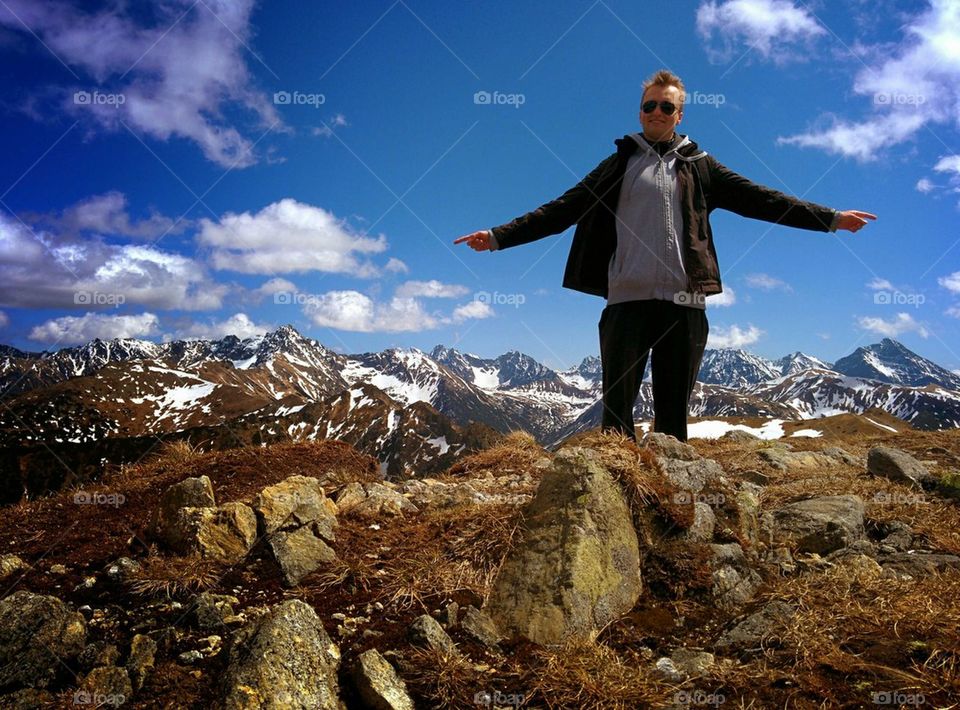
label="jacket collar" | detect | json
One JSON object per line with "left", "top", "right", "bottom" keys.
{"left": 614, "top": 133, "right": 707, "bottom": 161}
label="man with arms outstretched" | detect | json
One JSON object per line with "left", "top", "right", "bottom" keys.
{"left": 455, "top": 70, "right": 875, "bottom": 442}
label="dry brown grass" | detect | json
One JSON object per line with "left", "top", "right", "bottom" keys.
{"left": 151, "top": 439, "right": 205, "bottom": 465}
{"left": 398, "top": 647, "right": 512, "bottom": 709}
{"left": 442, "top": 430, "right": 547, "bottom": 480}
{"left": 128, "top": 553, "right": 226, "bottom": 598}
{"left": 519, "top": 640, "right": 667, "bottom": 709}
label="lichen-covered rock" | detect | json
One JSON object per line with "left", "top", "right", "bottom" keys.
{"left": 867, "top": 446, "right": 933, "bottom": 489}
{"left": 350, "top": 648, "right": 415, "bottom": 710}
{"left": 253, "top": 475, "right": 337, "bottom": 536}
{"left": 657, "top": 457, "right": 725, "bottom": 494}
{"left": 483, "top": 447, "right": 642, "bottom": 645}
{"left": 167, "top": 502, "right": 258, "bottom": 562}
{"left": 336, "top": 483, "right": 419, "bottom": 518}
{"left": 268, "top": 524, "right": 337, "bottom": 587}
{"left": 153, "top": 476, "right": 216, "bottom": 543}
{"left": 709, "top": 543, "right": 761, "bottom": 610}
{"left": 408, "top": 614, "right": 459, "bottom": 657}
{"left": 126, "top": 634, "right": 157, "bottom": 691}
{"left": 0, "top": 591, "right": 86, "bottom": 689}
{"left": 0, "top": 554, "right": 26, "bottom": 582}
{"left": 716, "top": 601, "right": 796, "bottom": 652}
{"left": 460, "top": 606, "right": 503, "bottom": 650}
{"left": 937, "top": 471, "right": 960, "bottom": 501}
{"left": 193, "top": 592, "right": 241, "bottom": 629}
{"left": 222, "top": 600, "right": 340, "bottom": 709}
{"left": 642, "top": 432, "right": 700, "bottom": 461}
{"left": 771, "top": 495, "right": 865, "bottom": 554}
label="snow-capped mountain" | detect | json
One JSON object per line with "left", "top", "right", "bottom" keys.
{"left": 774, "top": 352, "right": 833, "bottom": 377}
{"left": 697, "top": 349, "right": 781, "bottom": 388}
{"left": 833, "top": 338, "right": 960, "bottom": 390}
{"left": 3, "top": 326, "right": 960, "bottom": 498}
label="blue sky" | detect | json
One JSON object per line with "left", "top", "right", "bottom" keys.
{"left": 1, "top": 0, "right": 959, "bottom": 372}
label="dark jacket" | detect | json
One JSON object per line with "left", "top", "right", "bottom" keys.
{"left": 490, "top": 133, "right": 837, "bottom": 298}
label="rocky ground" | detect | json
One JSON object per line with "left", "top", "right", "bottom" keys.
{"left": 0, "top": 416, "right": 958, "bottom": 708}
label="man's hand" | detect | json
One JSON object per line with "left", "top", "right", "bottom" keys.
{"left": 454, "top": 230, "right": 492, "bottom": 251}
{"left": 835, "top": 210, "right": 877, "bottom": 233}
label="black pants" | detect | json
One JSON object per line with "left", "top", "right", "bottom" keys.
{"left": 599, "top": 300, "right": 708, "bottom": 442}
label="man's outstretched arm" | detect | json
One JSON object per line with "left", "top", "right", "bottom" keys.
{"left": 454, "top": 153, "right": 618, "bottom": 253}
{"left": 708, "top": 157, "right": 876, "bottom": 233}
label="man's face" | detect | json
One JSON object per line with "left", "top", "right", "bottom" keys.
{"left": 639, "top": 84, "right": 683, "bottom": 142}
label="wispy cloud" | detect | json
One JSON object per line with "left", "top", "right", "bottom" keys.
{"left": 745, "top": 273, "right": 793, "bottom": 292}
{"left": 28, "top": 311, "right": 159, "bottom": 344}
{"left": 708, "top": 323, "right": 763, "bottom": 348}
{"left": 858, "top": 312, "right": 928, "bottom": 338}
{"left": 696, "top": 0, "right": 825, "bottom": 63}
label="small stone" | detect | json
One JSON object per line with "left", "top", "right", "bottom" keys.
{"left": 350, "top": 648, "right": 416, "bottom": 710}
{"left": 408, "top": 614, "right": 459, "bottom": 657}
{"left": 126, "top": 634, "right": 157, "bottom": 691}
{"left": 78, "top": 666, "right": 132, "bottom": 707}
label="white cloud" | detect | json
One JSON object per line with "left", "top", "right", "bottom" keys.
{"left": 0, "top": 310, "right": 7, "bottom": 328}
{"left": 696, "top": 0, "right": 825, "bottom": 63}
{"left": 199, "top": 199, "right": 387, "bottom": 275}
{"left": 452, "top": 300, "right": 494, "bottom": 321}
{"left": 745, "top": 273, "right": 792, "bottom": 291}
{"left": 312, "top": 114, "right": 348, "bottom": 138}
{"left": 934, "top": 155, "right": 960, "bottom": 174}
{"left": 858, "top": 312, "right": 929, "bottom": 338}
{"left": 0, "top": 0, "right": 281, "bottom": 168}
{"left": 916, "top": 178, "right": 936, "bottom": 193}
{"left": 385, "top": 258, "right": 409, "bottom": 274}
{"left": 303, "top": 291, "right": 442, "bottom": 332}
{"left": 946, "top": 305, "right": 960, "bottom": 318}
{"left": 394, "top": 280, "right": 470, "bottom": 298}
{"left": 779, "top": 1, "right": 960, "bottom": 160}
{"left": 252, "top": 277, "right": 298, "bottom": 300}
{"left": 0, "top": 212, "right": 226, "bottom": 310}
{"left": 179, "top": 312, "right": 270, "bottom": 340}
{"left": 706, "top": 286, "right": 736, "bottom": 307}
{"left": 867, "top": 277, "right": 895, "bottom": 291}
{"left": 28, "top": 312, "right": 159, "bottom": 344}
{"left": 940, "top": 271, "right": 960, "bottom": 294}
{"left": 708, "top": 324, "right": 763, "bottom": 348}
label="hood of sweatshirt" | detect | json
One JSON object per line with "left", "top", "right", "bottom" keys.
{"left": 614, "top": 132, "right": 708, "bottom": 162}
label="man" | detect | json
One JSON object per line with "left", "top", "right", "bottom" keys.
{"left": 454, "top": 70, "right": 875, "bottom": 442}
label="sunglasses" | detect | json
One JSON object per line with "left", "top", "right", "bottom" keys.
{"left": 641, "top": 100, "right": 678, "bottom": 116}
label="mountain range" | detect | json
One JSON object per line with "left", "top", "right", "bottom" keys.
{"left": 2, "top": 326, "right": 959, "bottom": 499}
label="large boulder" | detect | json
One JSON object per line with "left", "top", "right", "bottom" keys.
{"left": 867, "top": 447, "right": 933, "bottom": 489}
{"left": 222, "top": 600, "right": 340, "bottom": 709}
{"left": 268, "top": 525, "right": 338, "bottom": 587}
{"left": 253, "top": 475, "right": 337, "bottom": 536}
{"left": 771, "top": 495, "right": 865, "bottom": 554}
{"left": 336, "top": 483, "right": 418, "bottom": 518}
{"left": 657, "top": 458, "right": 725, "bottom": 494}
{"left": 483, "top": 447, "right": 642, "bottom": 645}
{"left": 0, "top": 591, "right": 87, "bottom": 689}
{"left": 166, "top": 502, "right": 258, "bottom": 562}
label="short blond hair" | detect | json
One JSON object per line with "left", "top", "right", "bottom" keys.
{"left": 642, "top": 70, "right": 686, "bottom": 108}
